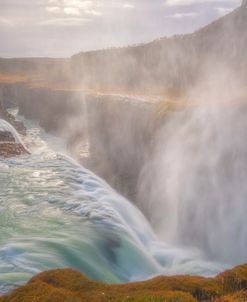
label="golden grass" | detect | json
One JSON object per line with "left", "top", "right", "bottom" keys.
{"left": 0, "top": 73, "right": 29, "bottom": 84}
{"left": 1, "top": 264, "right": 247, "bottom": 302}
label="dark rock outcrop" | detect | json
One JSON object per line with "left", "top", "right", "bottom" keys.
{"left": 0, "top": 142, "right": 28, "bottom": 158}
{"left": 0, "top": 103, "right": 28, "bottom": 157}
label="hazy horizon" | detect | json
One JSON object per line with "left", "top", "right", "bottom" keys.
{"left": 0, "top": 0, "right": 241, "bottom": 58}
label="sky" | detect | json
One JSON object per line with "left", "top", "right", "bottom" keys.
{"left": 0, "top": 0, "right": 242, "bottom": 58}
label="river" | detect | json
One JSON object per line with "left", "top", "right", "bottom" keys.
{"left": 0, "top": 113, "right": 224, "bottom": 294}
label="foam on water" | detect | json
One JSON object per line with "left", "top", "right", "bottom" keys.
{"left": 0, "top": 117, "right": 225, "bottom": 293}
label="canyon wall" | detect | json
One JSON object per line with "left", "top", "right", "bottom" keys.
{"left": 0, "top": 83, "right": 156, "bottom": 199}
{"left": 70, "top": 3, "right": 247, "bottom": 96}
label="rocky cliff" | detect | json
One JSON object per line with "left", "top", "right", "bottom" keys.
{"left": 0, "top": 82, "right": 156, "bottom": 199}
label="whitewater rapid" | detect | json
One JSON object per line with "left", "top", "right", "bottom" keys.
{"left": 0, "top": 115, "right": 224, "bottom": 293}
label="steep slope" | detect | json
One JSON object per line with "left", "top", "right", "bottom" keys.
{"left": 0, "top": 2, "right": 246, "bottom": 97}
{"left": 71, "top": 2, "right": 247, "bottom": 96}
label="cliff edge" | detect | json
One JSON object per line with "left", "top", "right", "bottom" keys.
{"left": 1, "top": 264, "right": 247, "bottom": 302}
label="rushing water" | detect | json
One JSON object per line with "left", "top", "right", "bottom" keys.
{"left": 0, "top": 115, "right": 225, "bottom": 294}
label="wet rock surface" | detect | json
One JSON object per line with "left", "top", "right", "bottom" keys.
{"left": 0, "top": 142, "right": 28, "bottom": 157}
{"left": 0, "top": 103, "right": 28, "bottom": 157}
{"left": 0, "top": 108, "right": 26, "bottom": 135}
{"left": 0, "top": 131, "right": 15, "bottom": 142}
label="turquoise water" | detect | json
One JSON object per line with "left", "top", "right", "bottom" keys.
{"left": 0, "top": 118, "right": 224, "bottom": 293}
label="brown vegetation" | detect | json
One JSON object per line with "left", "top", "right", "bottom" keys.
{"left": 0, "top": 264, "right": 247, "bottom": 302}
{"left": 0, "top": 73, "right": 28, "bottom": 84}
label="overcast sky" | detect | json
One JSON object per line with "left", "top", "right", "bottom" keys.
{"left": 0, "top": 0, "right": 241, "bottom": 58}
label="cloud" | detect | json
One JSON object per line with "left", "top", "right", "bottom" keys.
{"left": 46, "top": 6, "right": 61, "bottom": 13}
{"left": 165, "top": 0, "right": 240, "bottom": 6}
{"left": 0, "top": 17, "right": 15, "bottom": 27}
{"left": 0, "top": 0, "right": 242, "bottom": 57}
{"left": 85, "top": 9, "right": 102, "bottom": 16}
{"left": 166, "top": 0, "right": 207, "bottom": 5}
{"left": 167, "top": 12, "right": 198, "bottom": 18}
{"left": 48, "top": 0, "right": 60, "bottom": 4}
{"left": 216, "top": 7, "right": 233, "bottom": 16}
{"left": 40, "top": 17, "right": 92, "bottom": 26}
{"left": 123, "top": 4, "right": 135, "bottom": 9}
{"left": 63, "top": 0, "right": 97, "bottom": 10}
{"left": 64, "top": 7, "right": 81, "bottom": 15}
{"left": 46, "top": 0, "right": 102, "bottom": 17}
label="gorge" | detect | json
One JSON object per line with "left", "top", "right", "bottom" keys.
{"left": 0, "top": 1, "right": 247, "bottom": 301}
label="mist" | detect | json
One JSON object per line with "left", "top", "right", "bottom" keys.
{"left": 0, "top": 0, "right": 247, "bottom": 298}
{"left": 138, "top": 100, "right": 247, "bottom": 263}
{"left": 135, "top": 2, "right": 247, "bottom": 266}
{"left": 0, "top": 0, "right": 240, "bottom": 57}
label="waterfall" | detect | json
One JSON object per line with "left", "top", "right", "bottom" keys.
{"left": 0, "top": 119, "right": 29, "bottom": 153}
{"left": 0, "top": 115, "right": 222, "bottom": 294}
{"left": 138, "top": 103, "right": 247, "bottom": 265}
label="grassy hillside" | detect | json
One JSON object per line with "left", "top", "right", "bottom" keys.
{"left": 70, "top": 2, "right": 247, "bottom": 96}
{"left": 1, "top": 264, "right": 247, "bottom": 302}
{"left": 0, "top": 2, "right": 246, "bottom": 98}
{"left": 0, "top": 58, "right": 70, "bottom": 88}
